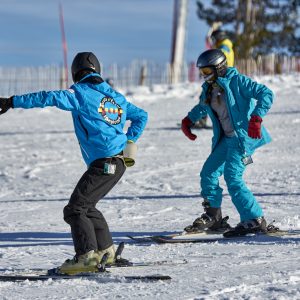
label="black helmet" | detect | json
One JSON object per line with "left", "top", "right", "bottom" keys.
{"left": 71, "top": 52, "right": 101, "bottom": 83}
{"left": 196, "top": 49, "right": 227, "bottom": 80}
{"left": 211, "top": 30, "right": 227, "bottom": 44}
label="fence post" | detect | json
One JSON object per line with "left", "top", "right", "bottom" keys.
{"left": 139, "top": 64, "right": 147, "bottom": 86}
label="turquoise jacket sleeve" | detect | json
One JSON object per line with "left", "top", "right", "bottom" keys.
{"left": 125, "top": 102, "right": 148, "bottom": 142}
{"left": 187, "top": 102, "right": 208, "bottom": 123}
{"left": 12, "top": 89, "right": 80, "bottom": 111}
{"left": 237, "top": 75, "right": 274, "bottom": 118}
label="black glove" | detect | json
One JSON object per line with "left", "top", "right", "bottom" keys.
{"left": 0, "top": 97, "right": 14, "bottom": 115}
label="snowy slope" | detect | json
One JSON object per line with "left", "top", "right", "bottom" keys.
{"left": 0, "top": 75, "right": 299, "bottom": 300}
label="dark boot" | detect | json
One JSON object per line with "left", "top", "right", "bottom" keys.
{"left": 223, "top": 217, "right": 267, "bottom": 237}
{"left": 184, "top": 200, "right": 231, "bottom": 233}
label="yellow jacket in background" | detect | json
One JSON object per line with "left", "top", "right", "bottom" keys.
{"left": 216, "top": 39, "right": 234, "bottom": 67}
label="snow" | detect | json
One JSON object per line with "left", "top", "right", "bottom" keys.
{"left": 0, "top": 74, "right": 300, "bottom": 299}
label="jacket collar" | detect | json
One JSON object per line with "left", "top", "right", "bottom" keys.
{"left": 78, "top": 73, "right": 104, "bottom": 84}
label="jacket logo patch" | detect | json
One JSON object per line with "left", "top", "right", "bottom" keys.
{"left": 98, "top": 97, "right": 123, "bottom": 125}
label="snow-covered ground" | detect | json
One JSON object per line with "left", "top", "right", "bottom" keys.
{"left": 0, "top": 74, "right": 299, "bottom": 299}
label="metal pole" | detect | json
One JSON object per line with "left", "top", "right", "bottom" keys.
{"left": 170, "top": 0, "right": 188, "bottom": 84}
{"left": 59, "top": 3, "right": 68, "bottom": 88}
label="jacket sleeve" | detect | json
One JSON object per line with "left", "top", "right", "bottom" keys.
{"left": 238, "top": 75, "right": 274, "bottom": 118}
{"left": 125, "top": 102, "right": 148, "bottom": 142}
{"left": 12, "top": 89, "right": 80, "bottom": 111}
{"left": 187, "top": 100, "right": 208, "bottom": 123}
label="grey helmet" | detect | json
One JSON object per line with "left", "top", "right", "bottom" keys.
{"left": 71, "top": 52, "right": 101, "bottom": 83}
{"left": 196, "top": 49, "right": 227, "bottom": 80}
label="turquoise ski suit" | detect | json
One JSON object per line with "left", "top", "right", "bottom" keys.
{"left": 187, "top": 68, "right": 274, "bottom": 221}
{"left": 13, "top": 73, "right": 148, "bottom": 167}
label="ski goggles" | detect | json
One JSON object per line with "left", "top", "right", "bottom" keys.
{"left": 199, "top": 67, "right": 214, "bottom": 76}
{"left": 199, "top": 67, "right": 215, "bottom": 82}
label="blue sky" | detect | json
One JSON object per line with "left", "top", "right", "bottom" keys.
{"left": 0, "top": 0, "right": 208, "bottom": 67}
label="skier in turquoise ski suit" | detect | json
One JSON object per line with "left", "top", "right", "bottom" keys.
{"left": 181, "top": 49, "right": 274, "bottom": 237}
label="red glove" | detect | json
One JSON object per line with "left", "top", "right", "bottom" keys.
{"left": 181, "top": 116, "right": 197, "bottom": 140}
{"left": 248, "top": 115, "right": 262, "bottom": 139}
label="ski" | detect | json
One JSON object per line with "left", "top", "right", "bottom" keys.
{"left": 260, "top": 229, "right": 300, "bottom": 237}
{"left": 3, "top": 259, "right": 187, "bottom": 276}
{"left": 132, "top": 232, "right": 228, "bottom": 244}
{"left": 127, "top": 230, "right": 227, "bottom": 243}
{"left": 128, "top": 229, "right": 300, "bottom": 244}
{"left": 0, "top": 251, "right": 172, "bottom": 282}
{"left": 0, "top": 243, "right": 182, "bottom": 281}
{"left": 0, "top": 258, "right": 187, "bottom": 278}
{"left": 47, "top": 241, "right": 187, "bottom": 273}
{"left": 0, "top": 273, "right": 171, "bottom": 282}
{"left": 108, "top": 259, "right": 188, "bottom": 268}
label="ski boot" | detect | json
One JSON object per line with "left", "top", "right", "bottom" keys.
{"left": 58, "top": 250, "right": 102, "bottom": 275}
{"left": 105, "top": 242, "right": 131, "bottom": 267}
{"left": 96, "top": 245, "right": 116, "bottom": 265}
{"left": 223, "top": 216, "right": 267, "bottom": 238}
{"left": 58, "top": 245, "right": 115, "bottom": 275}
{"left": 184, "top": 200, "right": 231, "bottom": 233}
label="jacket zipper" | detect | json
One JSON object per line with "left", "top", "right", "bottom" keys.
{"left": 222, "top": 88, "right": 245, "bottom": 153}
{"left": 207, "top": 105, "right": 222, "bottom": 152}
{"left": 200, "top": 93, "right": 221, "bottom": 152}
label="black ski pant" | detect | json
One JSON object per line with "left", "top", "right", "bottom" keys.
{"left": 63, "top": 157, "right": 126, "bottom": 256}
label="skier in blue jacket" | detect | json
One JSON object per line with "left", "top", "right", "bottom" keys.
{"left": 181, "top": 49, "right": 274, "bottom": 237}
{"left": 0, "top": 52, "right": 148, "bottom": 274}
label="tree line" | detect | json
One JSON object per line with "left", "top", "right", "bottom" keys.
{"left": 197, "top": 0, "right": 300, "bottom": 59}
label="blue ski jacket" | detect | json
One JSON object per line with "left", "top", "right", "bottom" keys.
{"left": 188, "top": 67, "right": 274, "bottom": 156}
{"left": 13, "top": 73, "right": 148, "bottom": 166}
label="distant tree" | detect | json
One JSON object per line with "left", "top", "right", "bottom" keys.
{"left": 196, "top": 0, "right": 300, "bottom": 59}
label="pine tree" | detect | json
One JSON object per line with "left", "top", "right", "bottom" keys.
{"left": 196, "top": 0, "right": 300, "bottom": 58}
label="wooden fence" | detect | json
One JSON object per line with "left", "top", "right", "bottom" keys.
{"left": 235, "top": 54, "right": 300, "bottom": 76}
{"left": 0, "top": 54, "right": 299, "bottom": 96}
{"left": 0, "top": 65, "right": 62, "bottom": 96}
